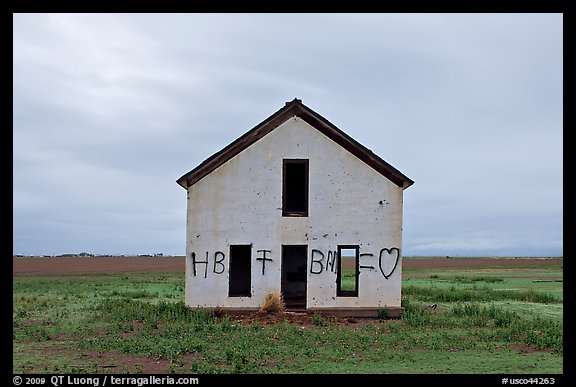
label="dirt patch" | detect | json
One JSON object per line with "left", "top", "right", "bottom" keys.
{"left": 229, "top": 311, "right": 316, "bottom": 327}
{"left": 224, "top": 311, "right": 385, "bottom": 329}
{"left": 402, "top": 257, "right": 562, "bottom": 269}
{"left": 40, "top": 344, "right": 172, "bottom": 373}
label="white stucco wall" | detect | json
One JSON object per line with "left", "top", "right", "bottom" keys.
{"left": 185, "top": 116, "right": 404, "bottom": 310}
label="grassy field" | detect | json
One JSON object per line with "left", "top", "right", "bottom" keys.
{"left": 13, "top": 262, "right": 563, "bottom": 374}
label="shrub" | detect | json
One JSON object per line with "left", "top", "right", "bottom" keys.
{"left": 258, "top": 291, "right": 285, "bottom": 315}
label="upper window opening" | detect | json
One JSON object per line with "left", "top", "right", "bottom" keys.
{"left": 282, "top": 159, "right": 309, "bottom": 217}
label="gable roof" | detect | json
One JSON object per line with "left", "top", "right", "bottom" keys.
{"left": 176, "top": 99, "right": 414, "bottom": 190}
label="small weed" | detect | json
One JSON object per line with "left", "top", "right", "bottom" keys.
{"left": 326, "top": 316, "right": 340, "bottom": 326}
{"left": 231, "top": 352, "right": 252, "bottom": 374}
{"left": 378, "top": 307, "right": 390, "bottom": 319}
{"left": 219, "top": 316, "right": 236, "bottom": 332}
{"left": 401, "top": 303, "right": 433, "bottom": 327}
{"left": 19, "top": 326, "right": 51, "bottom": 341}
{"left": 312, "top": 312, "right": 324, "bottom": 327}
{"left": 118, "top": 321, "right": 134, "bottom": 333}
{"left": 189, "top": 360, "right": 228, "bottom": 374}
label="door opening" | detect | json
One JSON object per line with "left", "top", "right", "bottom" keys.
{"left": 281, "top": 245, "right": 307, "bottom": 310}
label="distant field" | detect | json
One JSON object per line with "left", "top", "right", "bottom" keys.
{"left": 12, "top": 256, "right": 186, "bottom": 275}
{"left": 12, "top": 256, "right": 563, "bottom": 275}
{"left": 13, "top": 256, "right": 562, "bottom": 374}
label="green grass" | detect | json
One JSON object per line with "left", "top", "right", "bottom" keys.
{"left": 13, "top": 263, "right": 563, "bottom": 374}
{"left": 340, "top": 269, "right": 357, "bottom": 292}
{"left": 403, "top": 284, "right": 559, "bottom": 303}
{"left": 404, "top": 266, "right": 563, "bottom": 302}
{"left": 490, "top": 301, "right": 563, "bottom": 321}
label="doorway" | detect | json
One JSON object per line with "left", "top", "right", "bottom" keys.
{"left": 281, "top": 245, "right": 307, "bottom": 310}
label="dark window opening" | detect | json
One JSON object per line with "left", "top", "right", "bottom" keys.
{"left": 229, "top": 245, "right": 251, "bottom": 297}
{"left": 282, "top": 159, "right": 309, "bottom": 216}
{"left": 337, "top": 245, "right": 359, "bottom": 297}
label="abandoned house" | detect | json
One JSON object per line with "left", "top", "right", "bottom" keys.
{"left": 176, "top": 99, "right": 414, "bottom": 317}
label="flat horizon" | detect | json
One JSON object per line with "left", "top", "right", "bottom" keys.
{"left": 12, "top": 254, "right": 564, "bottom": 259}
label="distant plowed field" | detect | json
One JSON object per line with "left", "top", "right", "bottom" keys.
{"left": 12, "top": 256, "right": 562, "bottom": 275}
{"left": 12, "top": 257, "right": 185, "bottom": 275}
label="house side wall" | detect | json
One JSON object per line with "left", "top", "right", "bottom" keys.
{"left": 185, "top": 116, "right": 404, "bottom": 309}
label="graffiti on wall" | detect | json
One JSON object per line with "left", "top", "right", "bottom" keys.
{"left": 190, "top": 251, "right": 227, "bottom": 278}
{"left": 189, "top": 245, "right": 401, "bottom": 280}
{"left": 309, "top": 247, "right": 400, "bottom": 279}
{"left": 379, "top": 248, "right": 400, "bottom": 279}
{"left": 189, "top": 250, "right": 275, "bottom": 278}
{"left": 256, "top": 249, "right": 273, "bottom": 275}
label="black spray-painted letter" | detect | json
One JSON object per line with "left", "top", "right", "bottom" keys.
{"left": 310, "top": 249, "right": 325, "bottom": 274}
{"left": 213, "top": 251, "right": 225, "bottom": 274}
{"left": 256, "top": 249, "right": 273, "bottom": 275}
{"left": 190, "top": 252, "right": 209, "bottom": 278}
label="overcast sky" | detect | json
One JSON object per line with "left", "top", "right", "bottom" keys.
{"left": 13, "top": 13, "right": 563, "bottom": 257}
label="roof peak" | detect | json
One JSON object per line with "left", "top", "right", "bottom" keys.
{"left": 177, "top": 100, "right": 414, "bottom": 190}
{"left": 285, "top": 98, "right": 302, "bottom": 106}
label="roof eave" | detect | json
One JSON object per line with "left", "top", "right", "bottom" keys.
{"left": 294, "top": 103, "right": 414, "bottom": 190}
{"left": 176, "top": 99, "right": 303, "bottom": 189}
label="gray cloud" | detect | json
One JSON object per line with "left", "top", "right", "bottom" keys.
{"left": 13, "top": 13, "right": 562, "bottom": 256}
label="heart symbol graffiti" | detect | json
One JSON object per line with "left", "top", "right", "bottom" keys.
{"left": 378, "top": 248, "right": 400, "bottom": 279}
